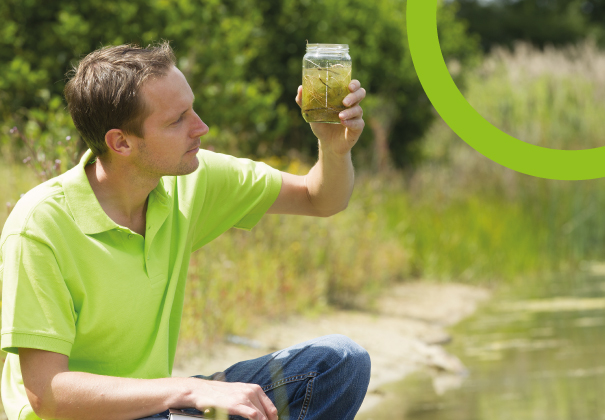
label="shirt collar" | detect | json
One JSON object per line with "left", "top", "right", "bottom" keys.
{"left": 63, "top": 150, "right": 170, "bottom": 235}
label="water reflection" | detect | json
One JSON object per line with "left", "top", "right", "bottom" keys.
{"left": 358, "top": 270, "right": 605, "bottom": 420}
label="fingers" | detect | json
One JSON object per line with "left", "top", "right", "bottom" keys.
{"left": 339, "top": 104, "right": 363, "bottom": 121}
{"left": 194, "top": 380, "right": 276, "bottom": 420}
{"left": 343, "top": 80, "right": 366, "bottom": 108}
{"left": 295, "top": 85, "right": 302, "bottom": 108}
{"left": 349, "top": 79, "right": 361, "bottom": 92}
{"left": 339, "top": 103, "right": 365, "bottom": 131}
{"left": 244, "top": 384, "right": 275, "bottom": 420}
{"left": 340, "top": 116, "right": 365, "bottom": 131}
{"left": 236, "top": 405, "right": 266, "bottom": 420}
{"left": 258, "top": 387, "right": 279, "bottom": 420}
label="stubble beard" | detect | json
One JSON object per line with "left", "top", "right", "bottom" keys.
{"left": 137, "top": 138, "right": 200, "bottom": 177}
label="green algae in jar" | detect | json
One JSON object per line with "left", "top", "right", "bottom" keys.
{"left": 302, "top": 44, "right": 352, "bottom": 124}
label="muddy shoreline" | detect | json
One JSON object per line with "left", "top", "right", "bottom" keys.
{"left": 172, "top": 281, "right": 491, "bottom": 414}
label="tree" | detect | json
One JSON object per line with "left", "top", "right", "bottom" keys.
{"left": 453, "top": 0, "right": 605, "bottom": 53}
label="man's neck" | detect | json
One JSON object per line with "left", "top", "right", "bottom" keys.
{"left": 85, "top": 158, "right": 159, "bottom": 236}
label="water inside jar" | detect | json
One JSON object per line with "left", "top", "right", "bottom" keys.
{"left": 302, "top": 59, "right": 352, "bottom": 123}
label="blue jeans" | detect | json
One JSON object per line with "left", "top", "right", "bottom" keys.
{"left": 138, "top": 334, "right": 371, "bottom": 420}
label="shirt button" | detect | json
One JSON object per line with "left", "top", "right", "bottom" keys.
{"left": 128, "top": 234, "right": 133, "bottom": 239}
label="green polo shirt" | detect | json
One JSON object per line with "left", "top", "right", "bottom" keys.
{"left": 0, "top": 149, "right": 282, "bottom": 420}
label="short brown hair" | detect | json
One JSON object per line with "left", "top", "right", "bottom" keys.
{"left": 64, "top": 41, "right": 176, "bottom": 158}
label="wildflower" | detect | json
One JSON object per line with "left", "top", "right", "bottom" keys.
{"left": 23, "top": 157, "right": 31, "bottom": 164}
{"left": 66, "top": 136, "right": 71, "bottom": 141}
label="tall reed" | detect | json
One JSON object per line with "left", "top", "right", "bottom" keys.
{"left": 406, "top": 38, "right": 605, "bottom": 286}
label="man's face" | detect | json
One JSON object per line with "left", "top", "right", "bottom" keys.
{"left": 130, "top": 66, "right": 209, "bottom": 177}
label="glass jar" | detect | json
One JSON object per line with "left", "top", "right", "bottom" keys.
{"left": 302, "top": 44, "right": 352, "bottom": 124}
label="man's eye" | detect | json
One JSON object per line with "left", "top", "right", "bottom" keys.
{"left": 174, "top": 115, "right": 184, "bottom": 124}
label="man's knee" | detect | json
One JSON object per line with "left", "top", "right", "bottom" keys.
{"left": 320, "top": 334, "right": 371, "bottom": 379}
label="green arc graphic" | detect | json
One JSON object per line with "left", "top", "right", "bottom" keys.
{"left": 407, "top": 0, "right": 605, "bottom": 180}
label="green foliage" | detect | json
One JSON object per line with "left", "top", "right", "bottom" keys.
{"left": 453, "top": 0, "right": 605, "bottom": 53}
{"left": 0, "top": 0, "right": 481, "bottom": 167}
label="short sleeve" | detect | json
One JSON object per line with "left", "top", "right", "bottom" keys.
{"left": 1, "top": 233, "right": 76, "bottom": 356}
{"left": 187, "top": 152, "right": 282, "bottom": 251}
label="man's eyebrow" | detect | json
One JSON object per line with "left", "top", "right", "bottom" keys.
{"left": 168, "top": 98, "right": 195, "bottom": 123}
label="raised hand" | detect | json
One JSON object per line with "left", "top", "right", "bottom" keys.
{"left": 296, "top": 80, "right": 366, "bottom": 156}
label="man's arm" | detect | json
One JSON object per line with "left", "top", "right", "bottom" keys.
{"left": 21, "top": 348, "right": 277, "bottom": 420}
{"left": 266, "top": 80, "right": 365, "bottom": 217}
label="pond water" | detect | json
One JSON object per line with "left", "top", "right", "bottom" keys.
{"left": 358, "top": 268, "right": 605, "bottom": 420}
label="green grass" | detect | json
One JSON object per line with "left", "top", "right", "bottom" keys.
{"left": 1, "top": 161, "right": 39, "bottom": 226}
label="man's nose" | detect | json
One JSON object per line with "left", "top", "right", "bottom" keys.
{"left": 192, "top": 113, "right": 209, "bottom": 137}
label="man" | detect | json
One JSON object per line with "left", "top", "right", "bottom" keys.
{"left": 1, "top": 42, "right": 370, "bottom": 420}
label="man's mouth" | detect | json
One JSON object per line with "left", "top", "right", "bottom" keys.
{"left": 187, "top": 144, "right": 201, "bottom": 152}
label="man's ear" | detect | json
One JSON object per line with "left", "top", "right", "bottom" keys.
{"left": 105, "top": 129, "right": 134, "bottom": 157}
